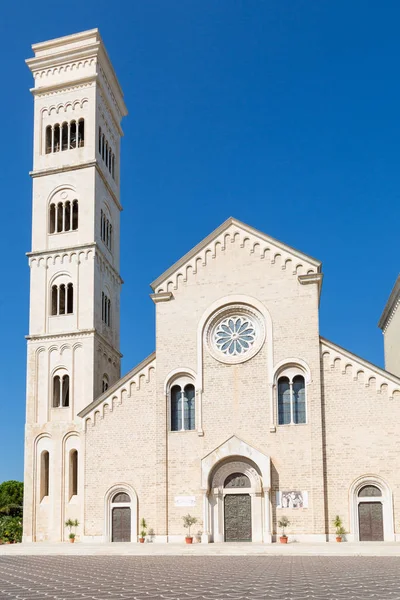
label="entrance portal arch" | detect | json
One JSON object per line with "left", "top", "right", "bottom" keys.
{"left": 105, "top": 484, "right": 138, "bottom": 542}
{"left": 349, "top": 476, "right": 394, "bottom": 542}
{"left": 201, "top": 436, "right": 271, "bottom": 543}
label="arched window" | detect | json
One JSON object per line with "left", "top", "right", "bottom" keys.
{"left": 53, "top": 123, "right": 60, "bottom": 152}
{"left": 61, "top": 122, "right": 68, "bottom": 151}
{"left": 78, "top": 119, "right": 84, "bottom": 147}
{"left": 170, "top": 380, "right": 195, "bottom": 431}
{"left": 277, "top": 368, "right": 306, "bottom": 425}
{"left": 102, "top": 374, "right": 109, "bottom": 393}
{"left": 224, "top": 473, "right": 251, "bottom": 488}
{"left": 102, "top": 292, "right": 111, "bottom": 326}
{"left": 49, "top": 203, "right": 56, "bottom": 233}
{"left": 52, "top": 372, "right": 69, "bottom": 408}
{"left": 69, "top": 450, "right": 78, "bottom": 498}
{"left": 51, "top": 282, "right": 74, "bottom": 316}
{"left": 358, "top": 485, "right": 382, "bottom": 497}
{"left": 72, "top": 200, "right": 78, "bottom": 230}
{"left": 40, "top": 450, "right": 49, "bottom": 500}
{"left": 98, "top": 126, "right": 102, "bottom": 153}
{"left": 112, "top": 154, "right": 115, "bottom": 179}
{"left": 70, "top": 120, "right": 77, "bottom": 149}
{"left": 49, "top": 199, "right": 78, "bottom": 234}
{"left": 113, "top": 492, "right": 130, "bottom": 503}
{"left": 102, "top": 134, "right": 105, "bottom": 160}
{"left": 45, "top": 125, "right": 52, "bottom": 154}
{"left": 101, "top": 208, "right": 112, "bottom": 251}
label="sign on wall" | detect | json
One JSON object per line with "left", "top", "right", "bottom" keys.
{"left": 276, "top": 491, "right": 308, "bottom": 509}
{"left": 174, "top": 496, "right": 196, "bottom": 507}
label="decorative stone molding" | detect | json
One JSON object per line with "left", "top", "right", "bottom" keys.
{"left": 378, "top": 275, "right": 400, "bottom": 333}
{"left": 150, "top": 292, "right": 173, "bottom": 304}
{"left": 151, "top": 217, "right": 321, "bottom": 295}
{"left": 26, "top": 329, "right": 96, "bottom": 342}
{"left": 79, "top": 353, "right": 156, "bottom": 425}
{"left": 320, "top": 337, "right": 400, "bottom": 399}
{"left": 41, "top": 98, "right": 89, "bottom": 117}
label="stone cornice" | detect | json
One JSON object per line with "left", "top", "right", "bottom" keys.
{"left": 26, "top": 329, "right": 96, "bottom": 342}
{"left": 79, "top": 352, "right": 156, "bottom": 418}
{"left": 150, "top": 292, "right": 174, "bottom": 303}
{"left": 27, "top": 242, "right": 123, "bottom": 285}
{"left": 298, "top": 272, "right": 324, "bottom": 303}
{"left": 378, "top": 275, "right": 400, "bottom": 332}
{"left": 29, "top": 75, "right": 96, "bottom": 96}
{"left": 29, "top": 161, "right": 122, "bottom": 211}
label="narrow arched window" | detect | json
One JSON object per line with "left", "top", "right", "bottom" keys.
{"left": 49, "top": 203, "right": 56, "bottom": 234}
{"left": 184, "top": 384, "right": 195, "bottom": 430}
{"left": 102, "top": 134, "right": 105, "bottom": 160}
{"left": 69, "top": 450, "right": 78, "bottom": 498}
{"left": 67, "top": 283, "right": 73, "bottom": 314}
{"left": 292, "top": 375, "right": 306, "bottom": 424}
{"left": 78, "top": 119, "right": 84, "bottom": 147}
{"left": 102, "top": 374, "right": 109, "bottom": 393}
{"left": 112, "top": 154, "right": 115, "bottom": 179}
{"left": 56, "top": 202, "right": 63, "bottom": 232}
{"left": 171, "top": 385, "right": 182, "bottom": 431}
{"left": 62, "top": 375, "right": 70, "bottom": 407}
{"left": 59, "top": 284, "right": 66, "bottom": 315}
{"left": 98, "top": 127, "right": 102, "bottom": 153}
{"left": 53, "top": 375, "right": 61, "bottom": 407}
{"left": 45, "top": 125, "right": 52, "bottom": 154}
{"left": 61, "top": 122, "right": 68, "bottom": 151}
{"left": 278, "top": 377, "right": 291, "bottom": 425}
{"left": 70, "top": 120, "right": 77, "bottom": 149}
{"left": 54, "top": 123, "right": 60, "bottom": 152}
{"left": 72, "top": 200, "right": 78, "bottom": 230}
{"left": 64, "top": 201, "right": 71, "bottom": 231}
{"left": 277, "top": 372, "right": 307, "bottom": 425}
{"left": 108, "top": 148, "right": 112, "bottom": 172}
{"left": 51, "top": 285, "right": 58, "bottom": 315}
{"left": 40, "top": 451, "right": 49, "bottom": 500}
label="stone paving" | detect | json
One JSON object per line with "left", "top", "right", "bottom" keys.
{"left": 0, "top": 556, "right": 400, "bottom": 599}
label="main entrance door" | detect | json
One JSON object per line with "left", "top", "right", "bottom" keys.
{"left": 358, "top": 502, "right": 384, "bottom": 541}
{"left": 112, "top": 507, "right": 131, "bottom": 542}
{"left": 224, "top": 494, "right": 252, "bottom": 541}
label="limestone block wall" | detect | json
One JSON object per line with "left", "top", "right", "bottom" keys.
{"left": 321, "top": 345, "right": 400, "bottom": 540}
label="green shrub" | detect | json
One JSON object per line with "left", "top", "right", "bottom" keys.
{"left": 0, "top": 516, "right": 23, "bottom": 543}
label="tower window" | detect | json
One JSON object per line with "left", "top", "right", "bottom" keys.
{"left": 43, "top": 118, "right": 85, "bottom": 154}
{"left": 52, "top": 372, "right": 70, "bottom": 408}
{"left": 101, "top": 209, "right": 112, "bottom": 251}
{"left": 102, "top": 374, "right": 109, "bottom": 393}
{"left": 102, "top": 292, "right": 111, "bottom": 327}
{"left": 69, "top": 450, "right": 78, "bottom": 499}
{"left": 98, "top": 128, "right": 116, "bottom": 180}
{"left": 40, "top": 451, "right": 49, "bottom": 500}
{"left": 49, "top": 200, "right": 78, "bottom": 233}
{"left": 51, "top": 282, "right": 74, "bottom": 316}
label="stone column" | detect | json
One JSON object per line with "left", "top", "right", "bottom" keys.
{"left": 263, "top": 488, "right": 272, "bottom": 543}
{"left": 201, "top": 490, "right": 211, "bottom": 543}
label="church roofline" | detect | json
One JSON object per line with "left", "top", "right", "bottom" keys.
{"left": 78, "top": 352, "right": 156, "bottom": 418}
{"left": 150, "top": 217, "right": 322, "bottom": 292}
{"left": 320, "top": 336, "right": 400, "bottom": 385}
{"left": 378, "top": 275, "right": 400, "bottom": 332}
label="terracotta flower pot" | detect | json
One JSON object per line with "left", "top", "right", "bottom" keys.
{"left": 279, "top": 536, "right": 288, "bottom": 544}
{"left": 139, "top": 538, "right": 145, "bottom": 543}
{"left": 69, "top": 537, "right": 75, "bottom": 543}
{"left": 185, "top": 537, "right": 193, "bottom": 544}
{"left": 336, "top": 536, "right": 342, "bottom": 542}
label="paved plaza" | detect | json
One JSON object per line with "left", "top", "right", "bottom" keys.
{"left": 0, "top": 556, "right": 400, "bottom": 599}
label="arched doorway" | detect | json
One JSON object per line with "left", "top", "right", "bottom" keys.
{"left": 111, "top": 492, "right": 131, "bottom": 542}
{"left": 350, "top": 476, "right": 394, "bottom": 542}
{"left": 224, "top": 473, "right": 252, "bottom": 542}
{"left": 209, "top": 459, "right": 264, "bottom": 542}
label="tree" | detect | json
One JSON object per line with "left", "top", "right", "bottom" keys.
{"left": 0, "top": 481, "right": 23, "bottom": 517}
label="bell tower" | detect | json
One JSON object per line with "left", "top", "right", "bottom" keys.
{"left": 23, "top": 30, "right": 127, "bottom": 541}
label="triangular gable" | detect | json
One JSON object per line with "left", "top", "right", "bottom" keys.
{"left": 151, "top": 217, "right": 321, "bottom": 293}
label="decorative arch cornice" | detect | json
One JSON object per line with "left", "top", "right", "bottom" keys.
{"left": 164, "top": 367, "right": 197, "bottom": 394}
{"left": 272, "top": 358, "right": 312, "bottom": 385}
{"left": 151, "top": 218, "right": 321, "bottom": 295}
{"left": 320, "top": 337, "right": 400, "bottom": 399}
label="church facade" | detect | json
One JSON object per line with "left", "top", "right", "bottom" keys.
{"left": 23, "top": 29, "right": 400, "bottom": 544}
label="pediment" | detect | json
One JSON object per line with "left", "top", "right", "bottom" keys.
{"left": 151, "top": 217, "right": 321, "bottom": 294}
{"left": 201, "top": 435, "right": 271, "bottom": 490}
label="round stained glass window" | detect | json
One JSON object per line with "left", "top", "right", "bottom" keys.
{"left": 214, "top": 316, "right": 256, "bottom": 356}
{"left": 206, "top": 304, "right": 265, "bottom": 364}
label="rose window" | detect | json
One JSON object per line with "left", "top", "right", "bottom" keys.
{"left": 214, "top": 316, "right": 256, "bottom": 356}
{"left": 206, "top": 304, "right": 265, "bottom": 365}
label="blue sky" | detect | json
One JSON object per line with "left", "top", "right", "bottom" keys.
{"left": 1, "top": 1, "right": 399, "bottom": 481}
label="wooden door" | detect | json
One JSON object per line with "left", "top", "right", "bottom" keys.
{"left": 112, "top": 507, "right": 131, "bottom": 542}
{"left": 224, "top": 494, "right": 252, "bottom": 542}
{"left": 358, "top": 502, "right": 384, "bottom": 541}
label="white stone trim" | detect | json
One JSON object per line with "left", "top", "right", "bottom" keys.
{"left": 104, "top": 484, "right": 138, "bottom": 543}
{"left": 349, "top": 475, "right": 394, "bottom": 542}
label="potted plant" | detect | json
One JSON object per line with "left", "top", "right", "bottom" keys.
{"left": 139, "top": 517, "right": 147, "bottom": 543}
{"left": 333, "top": 515, "right": 346, "bottom": 542}
{"left": 278, "top": 516, "right": 290, "bottom": 543}
{"left": 182, "top": 514, "right": 198, "bottom": 544}
{"left": 65, "top": 518, "right": 79, "bottom": 543}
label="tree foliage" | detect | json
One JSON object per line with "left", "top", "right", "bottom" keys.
{"left": 0, "top": 481, "right": 23, "bottom": 517}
